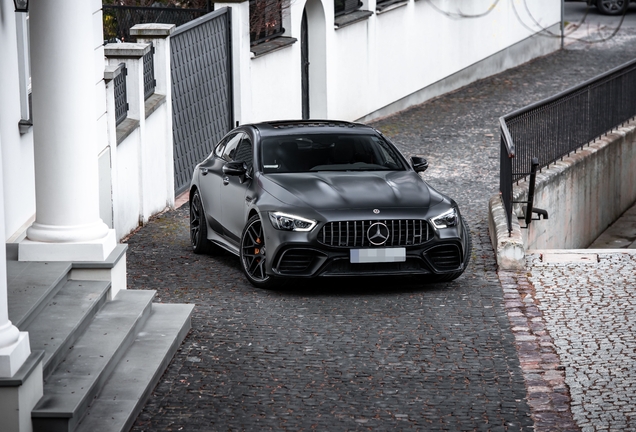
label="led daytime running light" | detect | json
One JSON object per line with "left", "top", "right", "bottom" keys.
{"left": 268, "top": 212, "right": 317, "bottom": 232}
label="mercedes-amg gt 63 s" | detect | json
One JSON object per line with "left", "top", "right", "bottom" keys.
{"left": 189, "top": 120, "right": 471, "bottom": 288}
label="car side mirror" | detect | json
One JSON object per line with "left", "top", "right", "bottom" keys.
{"left": 410, "top": 156, "right": 428, "bottom": 173}
{"left": 223, "top": 161, "right": 247, "bottom": 177}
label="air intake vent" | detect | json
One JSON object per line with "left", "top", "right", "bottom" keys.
{"left": 277, "top": 249, "right": 316, "bottom": 273}
{"left": 428, "top": 245, "right": 462, "bottom": 271}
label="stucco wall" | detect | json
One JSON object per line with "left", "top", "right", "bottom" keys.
{"left": 229, "top": 0, "right": 561, "bottom": 123}
{"left": 514, "top": 120, "right": 636, "bottom": 250}
{"left": 0, "top": 6, "right": 36, "bottom": 242}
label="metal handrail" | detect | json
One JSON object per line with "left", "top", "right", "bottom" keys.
{"left": 500, "top": 58, "right": 636, "bottom": 234}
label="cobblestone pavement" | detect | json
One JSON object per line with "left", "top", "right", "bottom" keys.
{"left": 526, "top": 252, "right": 636, "bottom": 431}
{"left": 128, "top": 28, "right": 636, "bottom": 431}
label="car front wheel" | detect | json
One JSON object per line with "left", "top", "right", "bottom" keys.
{"left": 240, "top": 215, "right": 279, "bottom": 288}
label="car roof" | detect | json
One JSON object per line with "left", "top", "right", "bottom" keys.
{"left": 250, "top": 120, "right": 379, "bottom": 137}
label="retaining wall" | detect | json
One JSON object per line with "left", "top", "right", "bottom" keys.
{"left": 489, "top": 119, "right": 636, "bottom": 269}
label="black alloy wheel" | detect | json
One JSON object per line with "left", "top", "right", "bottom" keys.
{"left": 240, "top": 215, "right": 277, "bottom": 288}
{"left": 597, "top": 0, "right": 629, "bottom": 15}
{"left": 190, "top": 189, "right": 212, "bottom": 254}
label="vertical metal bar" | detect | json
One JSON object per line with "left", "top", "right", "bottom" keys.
{"left": 353, "top": 221, "right": 357, "bottom": 247}
{"left": 525, "top": 158, "right": 540, "bottom": 226}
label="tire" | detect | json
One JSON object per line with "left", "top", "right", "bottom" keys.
{"left": 240, "top": 215, "right": 279, "bottom": 288}
{"left": 430, "top": 216, "right": 472, "bottom": 283}
{"left": 190, "top": 189, "right": 213, "bottom": 254}
{"left": 596, "top": 0, "right": 629, "bottom": 15}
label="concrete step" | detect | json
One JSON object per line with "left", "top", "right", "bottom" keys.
{"left": 7, "top": 257, "right": 72, "bottom": 330}
{"left": 25, "top": 279, "right": 111, "bottom": 379}
{"left": 75, "top": 303, "right": 194, "bottom": 432}
{"left": 31, "top": 290, "right": 156, "bottom": 432}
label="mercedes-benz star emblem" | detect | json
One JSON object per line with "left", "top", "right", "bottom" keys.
{"left": 367, "top": 222, "right": 390, "bottom": 246}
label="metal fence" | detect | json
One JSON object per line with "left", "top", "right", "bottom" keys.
{"left": 142, "top": 43, "right": 156, "bottom": 100}
{"left": 171, "top": 8, "right": 233, "bottom": 195}
{"left": 113, "top": 63, "right": 128, "bottom": 126}
{"left": 103, "top": 5, "right": 209, "bottom": 43}
{"left": 335, "top": 0, "right": 362, "bottom": 16}
{"left": 500, "top": 58, "right": 636, "bottom": 234}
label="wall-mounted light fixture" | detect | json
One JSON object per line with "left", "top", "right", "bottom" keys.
{"left": 14, "top": 0, "right": 28, "bottom": 12}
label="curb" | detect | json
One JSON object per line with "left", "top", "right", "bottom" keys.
{"left": 488, "top": 195, "right": 526, "bottom": 270}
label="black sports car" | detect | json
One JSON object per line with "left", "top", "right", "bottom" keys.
{"left": 189, "top": 120, "right": 471, "bottom": 288}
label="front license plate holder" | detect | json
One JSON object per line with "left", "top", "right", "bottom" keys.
{"left": 350, "top": 248, "right": 406, "bottom": 263}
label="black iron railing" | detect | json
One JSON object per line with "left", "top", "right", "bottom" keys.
{"left": 335, "top": 0, "right": 362, "bottom": 16}
{"left": 143, "top": 43, "right": 156, "bottom": 100}
{"left": 113, "top": 63, "right": 128, "bottom": 126}
{"left": 103, "top": 5, "right": 209, "bottom": 43}
{"left": 500, "top": 58, "right": 636, "bottom": 234}
{"left": 249, "top": 0, "right": 285, "bottom": 46}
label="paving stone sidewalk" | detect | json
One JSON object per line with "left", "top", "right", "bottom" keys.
{"left": 526, "top": 252, "right": 636, "bottom": 431}
{"left": 127, "top": 28, "right": 636, "bottom": 431}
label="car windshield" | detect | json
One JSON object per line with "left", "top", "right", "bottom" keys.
{"left": 260, "top": 134, "right": 406, "bottom": 174}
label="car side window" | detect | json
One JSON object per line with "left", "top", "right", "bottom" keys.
{"left": 234, "top": 136, "right": 253, "bottom": 171}
{"left": 219, "top": 133, "right": 244, "bottom": 162}
{"left": 214, "top": 134, "right": 232, "bottom": 158}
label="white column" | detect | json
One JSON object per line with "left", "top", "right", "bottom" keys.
{"left": 19, "top": 0, "right": 116, "bottom": 262}
{"left": 0, "top": 136, "right": 30, "bottom": 378}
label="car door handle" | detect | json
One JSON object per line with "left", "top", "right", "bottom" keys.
{"left": 201, "top": 168, "right": 209, "bottom": 176}
{"left": 223, "top": 176, "right": 229, "bottom": 185}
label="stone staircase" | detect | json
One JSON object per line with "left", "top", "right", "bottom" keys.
{"left": 5, "top": 244, "right": 193, "bottom": 432}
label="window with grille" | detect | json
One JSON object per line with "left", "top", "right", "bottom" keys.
{"left": 335, "top": 0, "right": 362, "bottom": 16}
{"left": 249, "top": 0, "right": 285, "bottom": 46}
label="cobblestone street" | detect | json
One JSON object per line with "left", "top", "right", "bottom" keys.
{"left": 527, "top": 252, "right": 636, "bottom": 431}
{"left": 127, "top": 27, "right": 636, "bottom": 431}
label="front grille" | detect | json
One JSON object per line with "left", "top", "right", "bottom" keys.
{"left": 318, "top": 220, "right": 431, "bottom": 248}
{"left": 427, "top": 245, "right": 462, "bottom": 271}
{"left": 276, "top": 249, "right": 316, "bottom": 273}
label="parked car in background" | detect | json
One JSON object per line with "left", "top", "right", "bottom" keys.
{"left": 589, "top": 0, "right": 630, "bottom": 15}
{"left": 189, "top": 120, "right": 471, "bottom": 288}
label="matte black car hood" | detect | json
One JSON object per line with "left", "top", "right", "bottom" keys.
{"left": 260, "top": 171, "right": 444, "bottom": 211}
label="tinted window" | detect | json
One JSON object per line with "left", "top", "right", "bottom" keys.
{"left": 218, "top": 133, "right": 244, "bottom": 162}
{"left": 234, "top": 136, "right": 253, "bottom": 170}
{"left": 260, "top": 134, "right": 406, "bottom": 174}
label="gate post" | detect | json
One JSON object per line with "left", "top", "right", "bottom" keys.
{"left": 131, "top": 24, "right": 177, "bottom": 206}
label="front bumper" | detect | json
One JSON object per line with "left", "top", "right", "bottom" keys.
{"left": 262, "top": 215, "right": 469, "bottom": 279}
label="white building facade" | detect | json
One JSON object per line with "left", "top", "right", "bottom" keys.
{"left": 222, "top": 0, "right": 561, "bottom": 124}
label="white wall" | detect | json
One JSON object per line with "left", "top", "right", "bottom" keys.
{"left": 0, "top": 2, "right": 36, "bottom": 241}
{"left": 113, "top": 131, "right": 142, "bottom": 238}
{"left": 231, "top": 0, "right": 561, "bottom": 123}
{"left": 142, "top": 102, "right": 174, "bottom": 219}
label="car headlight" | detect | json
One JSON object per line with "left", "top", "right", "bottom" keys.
{"left": 268, "top": 212, "right": 317, "bottom": 232}
{"left": 431, "top": 208, "right": 458, "bottom": 229}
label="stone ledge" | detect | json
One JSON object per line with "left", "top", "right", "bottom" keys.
{"left": 488, "top": 195, "right": 525, "bottom": 270}
{"left": 130, "top": 23, "right": 176, "bottom": 38}
{"left": 0, "top": 351, "right": 44, "bottom": 387}
{"left": 251, "top": 37, "right": 297, "bottom": 58}
{"left": 335, "top": 10, "right": 373, "bottom": 29}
